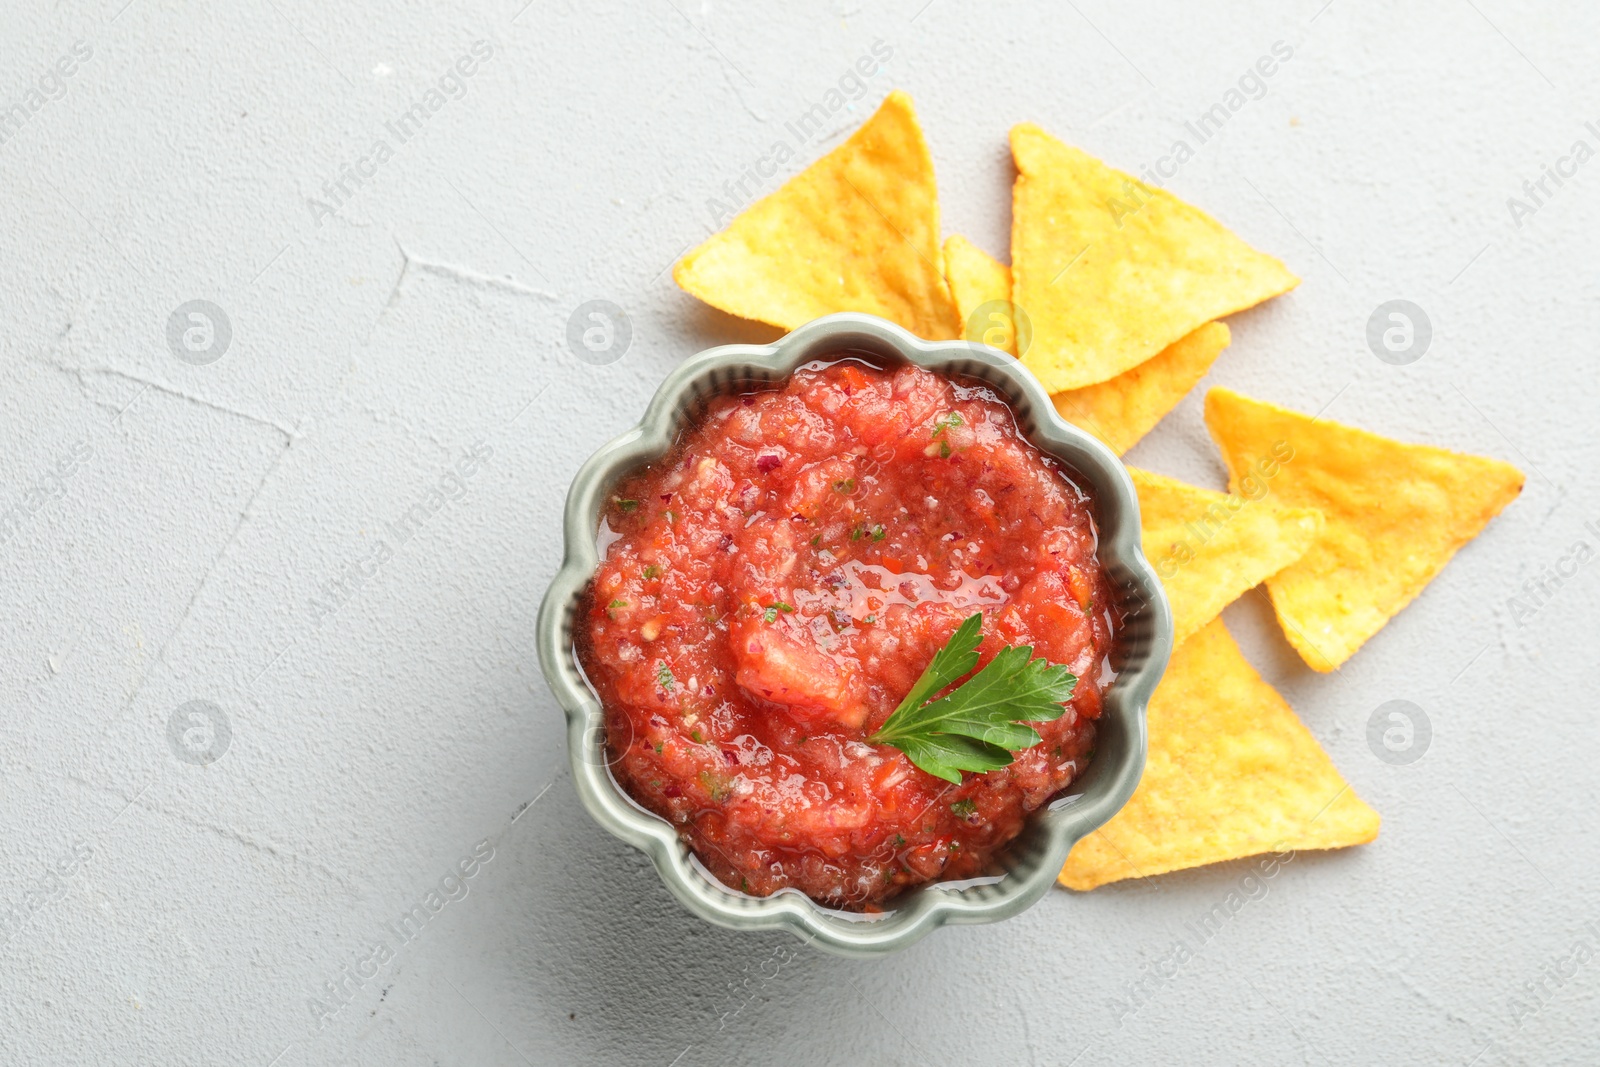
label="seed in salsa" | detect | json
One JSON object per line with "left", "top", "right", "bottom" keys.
{"left": 577, "top": 359, "right": 1116, "bottom": 909}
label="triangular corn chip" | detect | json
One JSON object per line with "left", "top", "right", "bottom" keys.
{"left": 942, "top": 237, "right": 1230, "bottom": 452}
{"left": 674, "top": 91, "right": 959, "bottom": 340}
{"left": 1010, "top": 123, "right": 1298, "bottom": 391}
{"left": 943, "top": 235, "right": 1015, "bottom": 354}
{"left": 1204, "top": 388, "right": 1525, "bottom": 672}
{"left": 1060, "top": 619, "right": 1379, "bottom": 890}
{"left": 1054, "top": 322, "right": 1231, "bottom": 454}
{"left": 1130, "top": 467, "right": 1323, "bottom": 647}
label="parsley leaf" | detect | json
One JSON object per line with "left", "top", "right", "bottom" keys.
{"left": 888, "top": 612, "right": 982, "bottom": 714}
{"left": 868, "top": 613, "right": 1077, "bottom": 784}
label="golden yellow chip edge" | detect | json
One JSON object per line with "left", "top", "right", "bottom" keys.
{"left": 1204, "top": 387, "right": 1526, "bottom": 672}
{"left": 1053, "top": 322, "right": 1231, "bottom": 455}
{"left": 939, "top": 237, "right": 1231, "bottom": 452}
{"left": 942, "top": 235, "right": 1015, "bottom": 355}
{"left": 1010, "top": 122, "right": 1298, "bottom": 392}
{"left": 1129, "top": 467, "right": 1324, "bottom": 647}
{"left": 1059, "top": 618, "right": 1380, "bottom": 891}
{"left": 673, "top": 90, "right": 960, "bottom": 340}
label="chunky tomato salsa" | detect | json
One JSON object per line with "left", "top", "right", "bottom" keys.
{"left": 577, "top": 359, "right": 1116, "bottom": 909}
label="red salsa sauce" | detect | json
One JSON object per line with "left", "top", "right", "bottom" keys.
{"left": 577, "top": 359, "right": 1115, "bottom": 909}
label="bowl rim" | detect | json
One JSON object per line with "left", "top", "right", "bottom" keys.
{"left": 536, "top": 312, "right": 1171, "bottom": 957}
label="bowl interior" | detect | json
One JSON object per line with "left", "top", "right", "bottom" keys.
{"left": 537, "top": 313, "right": 1170, "bottom": 957}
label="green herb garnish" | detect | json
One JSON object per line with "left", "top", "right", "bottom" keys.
{"left": 951, "top": 798, "right": 977, "bottom": 817}
{"left": 656, "top": 662, "right": 676, "bottom": 692}
{"left": 762, "top": 602, "right": 795, "bottom": 623}
{"left": 932, "top": 412, "right": 963, "bottom": 437}
{"left": 868, "top": 613, "right": 1076, "bottom": 784}
{"left": 938, "top": 440, "right": 952, "bottom": 458}
{"left": 699, "top": 768, "right": 730, "bottom": 800}
{"left": 643, "top": 565, "right": 660, "bottom": 580}
{"left": 615, "top": 497, "right": 640, "bottom": 512}
{"left": 871, "top": 524, "right": 886, "bottom": 542}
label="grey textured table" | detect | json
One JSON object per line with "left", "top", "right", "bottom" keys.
{"left": 2, "top": 2, "right": 1596, "bottom": 1064}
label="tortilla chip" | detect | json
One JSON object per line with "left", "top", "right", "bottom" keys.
{"left": 1060, "top": 619, "right": 1379, "bottom": 890}
{"left": 674, "top": 91, "right": 960, "bottom": 340}
{"left": 943, "top": 235, "right": 1016, "bottom": 355}
{"left": 1053, "top": 323, "right": 1231, "bottom": 454}
{"left": 1130, "top": 467, "right": 1323, "bottom": 647}
{"left": 1010, "top": 123, "right": 1298, "bottom": 391}
{"left": 942, "top": 239, "right": 1227, "bottom": 450}
{"left": 1204, "top": 388, "right": 1525, "bottom": 672}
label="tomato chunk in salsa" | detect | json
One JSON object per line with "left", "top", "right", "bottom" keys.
{"left": 578, "top": 360, "right": 1115, "bottom": 909}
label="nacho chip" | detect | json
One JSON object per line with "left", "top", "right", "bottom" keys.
{"left": 674, "top": 91, "right": 960, "bottom": 340}
{"left": 1130, "top": 467, "right": 1323, "bottom": 647}
{"left": 1054, "top": 323, "right": 1231, "bottom": 454}
{"left": 1060, "top": 618, "right": 1379, "bottom": 890}
{"left": 1204, "top": 388, "right": 1525, "bottom": 672}
{"left": 942, "top": 238, "right": 1228, "bottom": 450}
{"left": 943, "top": 235, "right": 1016, "bottom": 354}
{"left": 1010, "top": 123, "right": 1298, "bottom": 391}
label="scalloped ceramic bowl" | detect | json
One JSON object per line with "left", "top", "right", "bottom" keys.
{"left": 537, "top": 313, "right": 1170, "bottom": 957}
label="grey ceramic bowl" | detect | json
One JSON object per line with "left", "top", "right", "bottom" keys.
{"left": 537, "top": 312, "right": 1170, "bottom": 957}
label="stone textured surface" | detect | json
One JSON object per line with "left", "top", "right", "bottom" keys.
{"left": 2, "top": 2, "right": 1595, "bottom": 1064}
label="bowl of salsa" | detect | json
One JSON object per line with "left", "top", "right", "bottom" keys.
{"left": 537, "top": 313, "right": 1171, "bottom": 956}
